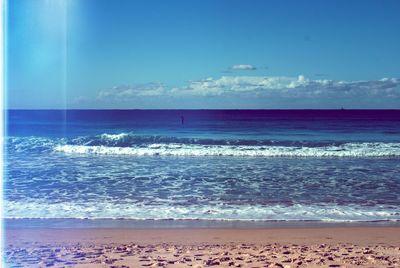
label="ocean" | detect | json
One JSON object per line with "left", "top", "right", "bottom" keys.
{"left": 4, "top": 110, "right": 400, "bottom": 222}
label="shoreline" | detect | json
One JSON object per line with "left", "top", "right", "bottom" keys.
{"left": 5, "top": 224, "right": 400, "bottom": 267}
{"left": 5, "top": 218, "right": 400, "bottom": 230}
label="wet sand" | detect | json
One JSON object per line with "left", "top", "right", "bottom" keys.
{"left": 4, "top": 226, "right": 400, "bottom": 267}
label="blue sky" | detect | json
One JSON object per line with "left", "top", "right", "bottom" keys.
{"left": 7, "top": 0, "right": 400, "bottom": 109}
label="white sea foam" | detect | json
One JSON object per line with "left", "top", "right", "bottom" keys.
{"left": 54, "top": 142, "right": 400, "bottom": 158}
{"left": 4, "top": 200, "right": 399, "bottom": 221}
{"left": 100, "top": 133, "right": 129, "bottom": 141}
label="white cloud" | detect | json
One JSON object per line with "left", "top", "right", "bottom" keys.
{"left": 174, "top": 75, "right": 312, "bottom": 96}
{"left": 96, "top": 76, "right": 400, "bottom": 108}
{"left": 97, "top": 83, "right": 165, "bottom": 100}
{"left": 230, "top": 64, "right": 257, "bottom": 71}
{"left": 174, "top": 75, "right": 400, "bottom": 97}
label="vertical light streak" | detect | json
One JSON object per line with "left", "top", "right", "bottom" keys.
{"left": 0, "top": 0, "right": 5, "bottom": 264}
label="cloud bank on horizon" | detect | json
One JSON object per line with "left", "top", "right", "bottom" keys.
{"left": 91, "top": 74, "right": 400, "bottom": 109}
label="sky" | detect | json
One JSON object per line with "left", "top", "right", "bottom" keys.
{"left": 6, "top": 0, "right": 400, "bottom": 109}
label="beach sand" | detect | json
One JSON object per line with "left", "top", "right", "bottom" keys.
{"left": 4, "top": 226, "right": 400, "bottom": 267}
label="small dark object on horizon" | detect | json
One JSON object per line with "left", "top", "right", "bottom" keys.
{"left": 181, "top": 116, "right": 184, "bottom": 125}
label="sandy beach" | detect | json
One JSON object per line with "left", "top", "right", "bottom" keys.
{"left": 4, "top": 226, "right": 400, "bottom": 267}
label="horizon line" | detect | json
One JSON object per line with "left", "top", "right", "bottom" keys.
{"left": 6, "top": 108, "right": 400, "bottom": 111}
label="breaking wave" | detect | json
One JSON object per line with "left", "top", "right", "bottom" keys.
{"left": 4, "top": 200, "right": 400, "bottom": 222}
{"left": 54, "top": 143, "right": 400, "bottom": 158}
{"left": 7, "top": 134, "right": 400, "bottom": 158}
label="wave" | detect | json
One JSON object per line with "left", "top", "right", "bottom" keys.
{"left": 4, "top": 200, "right": 399, "bottom": 222}
{"left": 71, "top": 133, "right": 345, "bottom": 147}
{"left": 54, "top": 142, "right": 400, "bottom": 158}
{"left": 7, "top": 135, "right": 400, "bottom": 158}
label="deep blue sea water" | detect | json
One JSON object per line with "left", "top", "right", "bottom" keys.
{"left": 4, "top": 110, "right": 400, "bottom": 221}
